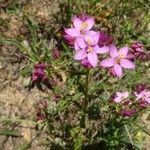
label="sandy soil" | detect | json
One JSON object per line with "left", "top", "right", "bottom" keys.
{"left": 0, "top": 0, "right": 150, "bottom": 150}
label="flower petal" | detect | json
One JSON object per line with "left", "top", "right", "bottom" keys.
{"left": 64, "top": 28, "right": 80, "bottom": 37}
{"left": 123, "top": 92, "right": 129, "bottom": 98}
{"left": 146, "top": 98, "right": 150, "bottom": 103}
{"left": 84, "top": 34, "right": 94, "bottom": 45}
{"left": 76, "top": 37, "right": 87, "bottom": 49}
{"left": 114, "top": 97, "right": 122, "bottom": 103}
{"left": 94, "top": 45, "right": 109, "bottom": 54}
{"left": 120, "top": 59, "right": 135, "bottom": 69}
{"left": 74, "top": 49, "right": 87, "bottom": 60}
{"left": 93, "top": 32, "right": 100, "bottom": 45}
{"left": 116, "top": 92, "right": 123, "bottom": 97}
{"left": 87, "top": 52, "right": 98, "bottom": 68}
{"left": 86, "top": 30, "right": 97, "bottom": 36}
{"left": 100, "top": 58, "right": 114, "bottom": 67}
{"left": 74, "top": 41, "right": 80, "bottom": 51}
{"left": 118, "top": 46, "right": 128, "bottom": 57}
{"left": 85, "top": 31, "right": 100, "bottom": 45}
{"left": 110, "top": 44, "right": 118, "bottom": 58}
{"left": 72, "top": 16, "right": 82, "bottom": 29}
{"left": 86, "top": 17, "right": 94, "bottom": 30}
{"left": 114, "top": 64, "right": 123, "bottom": 78}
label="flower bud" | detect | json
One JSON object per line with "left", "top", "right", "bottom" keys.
{"left": 81, "top": 58, "right": 93, "bottom": 68}
{"left": 137, "top": 99, "right": 149, "bottom": 109}
{"left": 129, "top": 41, "right": 145, "bottom": 59}
{"left": 135, "top": 84, "right": 146, "bottom": 94}
{"left": 63, "top": 34, "right": 75, "bottom": 47}
{"left": 98, "top": 32, "right": 113, "bottom": 47}
{"left": 120, "top": 108, "right": 135, "bottom": 117}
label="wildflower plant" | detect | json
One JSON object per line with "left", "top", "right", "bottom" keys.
{"left": 2, "top": 5, "right": 150, "bottom": 149}
{"left": 20, "top": 13, "right": 149, "bottom": 149}
{"left": 49, "top": 14, "right": 149, "bottom": 149}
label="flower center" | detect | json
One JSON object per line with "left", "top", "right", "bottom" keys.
{"left": 115, "top": 54, "right": 124, "bottom": 63}
{"left": 87, "top": 46, "right": 93, "bottom": 53}
{"left": 81, "top": 22, "right": 88, "bottom": 30}
{"left": 80, "top": 22, "right": 88, "bottom": 35}
{"left": 143, "top": 94, "right": 148, "bottom": 100}
{"left": 119, "top": 54, "right": 124, "bottom": 59}
{"left": 86, "top": 38, "right": 92, "bottom": 45}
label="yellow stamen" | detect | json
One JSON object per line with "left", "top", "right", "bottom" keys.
{"left": 115, "top": 54, "right": 125, "bottom": 63}
{"left": 87, "top": 47, "right": 93, "bottom": 53}
{"left": 86, "top": 37, "right": 92, "bottom": 45}
{"left": 119, "top": 54, "right": 124, "bottom": 58}
{"left": 81, "top": 22, "right": 88, "bottom": 30}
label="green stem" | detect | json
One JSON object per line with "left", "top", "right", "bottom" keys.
{"left": 66, "top": 0, "right": 72, "bottom": 25}
{"left": 85, "top": 69, "right": 89, "bottom": 110}
{"left": 124, "top": 125, "right": 134, "bottom": 145}
{"left": 80, "top": 69, "right": 89, "bottom": 128}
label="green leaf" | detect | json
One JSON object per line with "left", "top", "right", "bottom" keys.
{"left": 20, "top": 66, "right": 33, "bottom": 77}
{"left": 70, "top": 127, "right": 84, "bottom": 150}
{"left": 0, "top": 128, "right": 20, "bottom": 137}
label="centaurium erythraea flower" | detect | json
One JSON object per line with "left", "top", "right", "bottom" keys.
{"left": 113, "top": 91, "right": 129, "bottom": 103}
{"left": 63, "top": 34, "right": 75, "bottom": 47}
{"left": 112, "top": 91, "right": 135, "bottom": 117}
{"left": 135, "top": 90, "right": 150, "bottom": 103}
{"left": 74, "top": 32, "right": 109, "bottom": 67}
{"left": 98, "top": 31, "right": 113, "bottom": 47}
{"left": 100, "top": 45, "right": 135, "bottom": 78}
{"left": 64, "top": 15, "right": 95, "bottom": 50}
{"left": 32, "top": 63, "right": 48, "bottom": 83}
{"left": 129, "top": 41, "right": 145, "bottom": 60}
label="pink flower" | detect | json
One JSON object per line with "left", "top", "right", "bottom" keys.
{"left": 63, "top": 34, "right": 75, "bottom": 47}
{"left": 137, "top": 99, "right": 149, "bottom": 109}
{"left": 64, "top": 15, "right": 95, "bottom": 49}
{"left": 135, "top": 84, "right": 146, "bottom": 94}
{"left": 74, "top": 32, "right": 109, "bottom": 67}
{"left": 134, "top": 85, "right": 150, "bottom": 108}
{"left": 35, "top": 68, "right": 45, "bottom": 77}
{"left": 81, "top": 58, "right": 93, "bottom": 68}
{"left": 100, "top": 45, "right": 135, "bottom": 78}
{"left": 65, "top": 15, "right": 94, "bottom": 37}
{"left": 98, "top": 31, "right": 113, "bottom": 47}
{"left": 32, "top": 63, "right": 49, "bottom": 83}
{"left": 113, "top": 91, "right": 129, "bottom": 103}
{"left": 129, "top": 41, "right": 145, "bottom": 60}
{"left": 135, "top": 90, "right": 150, "bottom": 103}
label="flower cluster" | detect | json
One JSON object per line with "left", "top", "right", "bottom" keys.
{"left": 112, "top": 85, "right": 150, "bottom": 117}
{"left": 135, "top": 84, "right": 150, "bottom": 108}
{"left": 100, "top": 45, "right": 135, "bottom": 78}
{"left": 129, "top": 41, "right": 145, "bottom": 60}
{"left": 64, "top": 14, "right": 136, "bottom": 78}
{"left": 32, "top": 63, "right": 48, "bottom": 83}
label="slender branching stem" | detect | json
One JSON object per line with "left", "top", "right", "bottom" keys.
{"left": 125, "top": 125, "right": 134, "bottom": 145}
{"left": 80, "top": 69, "right": 90, "bottom": 128}
{"left": 85, "top": 69, "right": 89, "bottom": 110}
